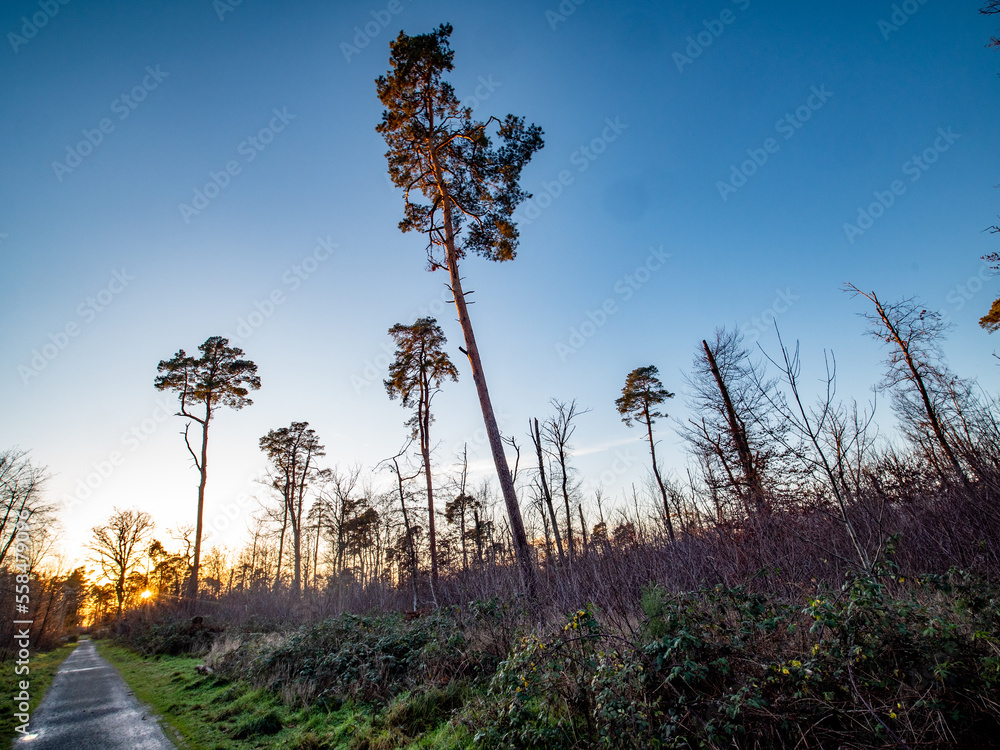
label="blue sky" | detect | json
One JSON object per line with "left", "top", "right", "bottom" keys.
{"left": 2, "top": 0, "right": 999, "bottom": 563}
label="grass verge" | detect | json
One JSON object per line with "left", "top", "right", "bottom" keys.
{"left": 0, "top": 641, "right": 77, "bottom": 746}
{"left": 95, "top": 641, "right": 470, "bottom": 749}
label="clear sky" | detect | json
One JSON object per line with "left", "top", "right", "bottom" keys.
{"left": 3, "top": 0, "right": 999, "bottom": 564}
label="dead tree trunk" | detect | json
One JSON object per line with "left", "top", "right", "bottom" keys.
{"left": 531, "top": 418, "right": 565, "bottom": 566}
{"left": 702, "top": 340, "right": 769, "bottom": 514}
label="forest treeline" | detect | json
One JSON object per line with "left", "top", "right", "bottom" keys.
{"left": 3, "top": 277, "right": 1000, "bottom": 641}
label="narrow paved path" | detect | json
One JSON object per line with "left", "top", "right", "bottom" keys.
{"left": 14, "top": 638, "right": 177, "bottom": 750}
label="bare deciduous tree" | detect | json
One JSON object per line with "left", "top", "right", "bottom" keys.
{"left": 379, "top": 441, "right": 423, "bottom": 610}
{"left": 0, "top": 448, "right": 50, "bottom": 569}
{"left": 845, "top": 286, "right": 971, "bottom": 488}
{"left": 542, "top": 399, "right": 589, "bottom": 563}
{"left": 445, "top": 444, "right": 482, "bottom": 574}
{"left": 752, "top": 331, "right": 872, "bottom": 572}
{"left": 89, "top": 508, "right": 154, "bottom": 622}
{"left": 529, "top": 418, "right": 564, "bottom": 567}
{"left": 680, "top": 330, "right": 790, "bottom": 518}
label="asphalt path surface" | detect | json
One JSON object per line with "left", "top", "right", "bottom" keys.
{"left": 13, "top": 638, "right": 177, "bottom": 750}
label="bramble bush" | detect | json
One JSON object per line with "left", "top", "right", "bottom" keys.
{"left": 213, "top": 608, "right": 481, "bottom": 706}
{"left": 470, "top": 565, "right": 1000, "bottom": 748}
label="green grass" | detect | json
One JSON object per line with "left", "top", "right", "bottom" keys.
{"left": 95, "top": 641, "right": 470, "bottom": 749}
{"left": 0, "top": 641, "right": 77, "bottom": 746}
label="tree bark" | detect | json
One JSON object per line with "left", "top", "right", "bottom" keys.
{"left": 430, "top": 154, "right": 537, "bottom": 597}
{"left": 189, "top": 416, "right": 210, "bottom": 600}
{"left": 291, "top": 444, "right": 313, "bottom": 596}
{"left": 274, "top": 502, "right": 287, "bottom": 593}
{"left": 393, "top": 459, "right": 420, "bottom": 612}
{"left": 556, "top": 443, "right": 575, "bottom": 563}
{"left": 419, "top": 372, "right": 438, "bottom": 606}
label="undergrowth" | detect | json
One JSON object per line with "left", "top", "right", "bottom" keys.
{"left": 112, "top": 560, "right": 1000, "bottom": 748}
{"left": 471, "top": 566, "right": 1000, "bottom": 748}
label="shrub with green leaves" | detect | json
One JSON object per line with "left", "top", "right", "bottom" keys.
{"left": 473, "top": 605, "right": 652, "bottom": 748}
{"left": 215, "top": 609, "right": 480, "bottom": 707}
{"left": 471, "top": 571, "right": 1000, "bottom": 748}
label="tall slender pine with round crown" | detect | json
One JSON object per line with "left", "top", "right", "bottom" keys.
{"left": 155, "top": 336, "right": 260, "bottom": 600}
{"left": 616, "top": 365, "right": 677, "bottom": 542}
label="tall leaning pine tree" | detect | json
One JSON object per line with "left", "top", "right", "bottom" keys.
{"left": 155, "top": 336, "right": 260, "bottom": 600}
{"left": 376, "top": 23, "right": 543, "bottom": 595}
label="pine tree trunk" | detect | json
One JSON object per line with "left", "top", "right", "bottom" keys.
{"left": 421, "top": 396, "right": 438, "bottom": 605}
{"left": 189, "top": 417, "right": 210, "bottom": 600}
{"left": 645, "top": 412, "right": 676, "bottom": 542}
{"left": 432, "top": 172, "right": 537, "bottom": 597}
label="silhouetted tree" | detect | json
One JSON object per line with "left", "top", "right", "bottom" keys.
{"left": 305, "top": 495, "right": 333, "bottom": 593}
{"left": 542, "top": 400, "right": 589, "bottom": 562}
{"left": 752, "top": 330, "right": 872, "bottom": 572}
{"left": 377, "top": 23, "right": 544, "bottom": 596}
{"left": 529, "top": 418, "right": 564, "bottom": 567}
{"left": 89, "top": 508, "right": 154, "bottom": 622}
{"left": 260, "top": 422, "right": 326, "bottom": 595}
{"left": 60, "top": 567, "right": 89, "bottom": 633}
{"left": 154, "top": 336, "right": 260, "bottom": 599}
{"left": 681, "top": 330, "right": 786, "bottom": 517}
{"left": 846, "top": 286, "right": 971, "bottom": 488}
{"left": 148, "top": 539, "right": 187, "bottom": 598}
{"left": 379, "top": 442, "right": 423, "bottom": 610}
{"left": 0, "top": 448, "right": 50, "bottom": 569}
{"left": 616, "top": 366, "right": 676, "bottom": 541}
{"left": 983, "top": 1, "right": 1000, "bottom": 47}
{"left": 385, "top": 318, "right": 457, "bottom": 598}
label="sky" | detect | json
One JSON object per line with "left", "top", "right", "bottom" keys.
{"left": 2, "top": 0, "right": 999, "bottom": 566}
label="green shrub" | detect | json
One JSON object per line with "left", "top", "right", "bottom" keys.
{"left": 471, "top": 572, "right": 1000, "bottom": 748}
{"left": 216, "top": 608, "right": 483, "bottom": 707}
